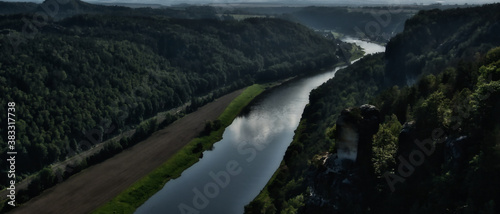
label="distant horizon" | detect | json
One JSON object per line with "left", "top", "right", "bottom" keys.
{"left": 2, "top": 0, "right": 500, "bottom": 6}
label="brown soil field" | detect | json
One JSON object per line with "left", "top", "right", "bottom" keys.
{"left": 10, "top": 89, "right": 244, "bottom": 214}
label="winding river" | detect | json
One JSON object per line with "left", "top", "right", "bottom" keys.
{"left": 135, "top": 38, "right": 384, "bottom": 214}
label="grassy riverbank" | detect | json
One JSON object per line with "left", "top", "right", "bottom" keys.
{"left": 93, "top": 84, "right": 265, "bottom": 214}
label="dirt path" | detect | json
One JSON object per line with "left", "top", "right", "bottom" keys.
{"left": 10, "top": 89, "right": 245, "bottom": 214}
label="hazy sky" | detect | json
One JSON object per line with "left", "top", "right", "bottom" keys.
{"left": 98, "top": 0, "right": 499, "bottom": 5}
{"left": 4, "top": 0, "right": 500, "bottom": 6}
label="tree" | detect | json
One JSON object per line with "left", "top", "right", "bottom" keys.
{"left": 39, "top": 168, "right": 56, "bottom": 190}
{"left": 372, "top": 115, "right": 402, "bottom": 179}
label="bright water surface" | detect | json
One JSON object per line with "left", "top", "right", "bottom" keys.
{"left": 135, "top": 38, "right": 384, "bottom": 214}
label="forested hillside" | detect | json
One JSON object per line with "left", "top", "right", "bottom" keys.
{"left": 0, "top": 11, "right": 351, "bottom": 188}
{"left": 285, "top": 6, "right": 411, "bottom": 42}
{"left": 246, "top": 4, "right": 500, "bottom": 214}
{"left": 221, "top": 5, "right": 467, "bottom": 43}
{"left": 386, "top": 5, "right": 500, "bottom": 84}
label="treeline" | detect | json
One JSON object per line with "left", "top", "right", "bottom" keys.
{"left": 0, "top": 13, "right": 349, "bottom": 189}
{"left": 0, "top": 111, "right": 178, "bottom": 213}
{"left": 246, "top": 4, "right": 500, "bottom": 214}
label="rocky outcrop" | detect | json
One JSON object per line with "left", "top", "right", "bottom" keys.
{"left": 396, "top": 121, "right": 417, "bottom": 161}
{"left": 306, "top": 104, "right": 381, "bottom": 212}
{"left": 336, "top": 107, "right": 360, "bottom": 163}
{"left": 335, "top": 104, "right": 381, "bottom": 168}
{"left": 445, "top": 136, "right": 469, "bottom": 170}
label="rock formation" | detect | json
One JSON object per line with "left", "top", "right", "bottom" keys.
{"left": 306, "top": 104, "right": 381, "bottom": 212}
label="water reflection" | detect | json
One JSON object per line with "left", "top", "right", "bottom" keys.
{"left": 228, "top": 87, "right": 305, "bottom": 149}
{"left": 135, "top": 39, "right": 384, "bottom": 214}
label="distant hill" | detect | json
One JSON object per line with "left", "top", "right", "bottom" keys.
{"left": 93, "top": 2, "right": 165, "bottom": 9}
{"left": 220, "top": 4, "right": 480, "bottom": 43}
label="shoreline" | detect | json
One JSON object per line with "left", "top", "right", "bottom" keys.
{"left": 243, "top": 39, "right": 382, "bottom": 212}
{"left": 0, "top": 83, "right": 236, "bottom": 202}
{"left": 4, "top": 38, "right": 368, "bottom": 214}
{"left": 5, "top": 66, "right": 338, "bottom": 213}
{"left": 96, "top": 62, "right": 356, "bottom": 213}
{"left": 93, "top": 84, "right": 266, "bottom": 213}
{"left": 8, "top": 87, "right": 250, "bottom": 214}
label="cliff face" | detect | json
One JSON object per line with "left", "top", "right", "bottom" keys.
{"left": 335, "top": 108, "right": 360, "bottom": 163}
{"left": 306, "top": 104, "right": 381, "bottom": 212}
{"left": 335, "top": 104, "right": 381, "bottom": 168}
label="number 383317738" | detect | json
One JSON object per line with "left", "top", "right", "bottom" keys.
{"left": 7, "top": 102, "right": 16, "bottom": 147}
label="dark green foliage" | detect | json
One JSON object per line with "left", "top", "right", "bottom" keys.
{"left": 385, "top": 4, "right": 500, "bottom": 85}
{"left": 13, "top": 167, "right": 57, "bottom": 206}
{"left": 275, "top": 51, "right": 499, "bottom": 213}
{"left": 372, "top": 115, "right": 401, "bottom": 180}
{"left": 201, "top": 120, "right": 222, "bottom": 137}
{"left": 38, "top": 167, "right": 56, "bottom": 190}
{"left": 0, "top": 12, "right": 346, "bottom": 189}
{"left": 248, "top": 4, "right": 500, "bottom": 214}
{"left": 87, "top": 141, "right": 123, "bottom": 166}
{"left": 158, "top": 113, "right": 179, "bottom": 129}
{"left": 368, "top": 46, "right": 500, "bottom": 214}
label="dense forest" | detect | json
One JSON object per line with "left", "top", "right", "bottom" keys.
{"left": 0, "top": 0, "right": 354, "bottom": 190}
{"left": 246, "top": 4, "right": 500, "bottom": 214}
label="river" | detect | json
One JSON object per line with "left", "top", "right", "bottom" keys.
{"left": 135, "top": 38, "right": 384, "bottom": 214}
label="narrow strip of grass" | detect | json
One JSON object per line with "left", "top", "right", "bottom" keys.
{"left": 92, "top": 84, "right": 265, "bottom": 214}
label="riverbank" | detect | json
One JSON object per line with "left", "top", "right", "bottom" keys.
{"left": 244, "top": 39, "right": 385, "bottom": 214}
{"left": 0, "top": 83, "right": 238, "bottom": 204}
{"left": 92, "top": 84, "right": 266, "bottom": 213}
{"left": 9, "top": 87, "right": 255, "bottom": 214}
